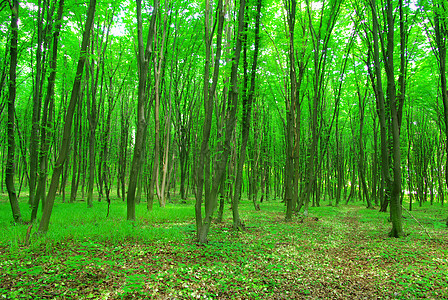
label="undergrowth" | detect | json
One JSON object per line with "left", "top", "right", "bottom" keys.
{"left": 1, "top": 193, "right": 447, "bottom": 299}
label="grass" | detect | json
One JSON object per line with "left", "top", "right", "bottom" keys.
{"left": 1, "top": 190, "right": 447, "bottom": 299}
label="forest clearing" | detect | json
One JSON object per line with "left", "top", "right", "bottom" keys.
{"left": 1, "top": 194, "right": 447, "bottom": 299}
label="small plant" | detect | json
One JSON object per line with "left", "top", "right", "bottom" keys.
{"left": 120, "top": 274, "right": 146, "bottom": 297}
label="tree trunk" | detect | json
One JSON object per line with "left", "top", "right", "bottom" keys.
{"left": 29, "top": 0, "right": 47, "bottom": 207}
{"left": 371, "top": 113, "right": 379, "bottom": 206}
{"left": 38, "top": 0, "right": 96, "bottom": 234}
{"left": 356, "top": 80, "right": 372, "bottom": 208}
{"left": 284, "top": 0, "right": 297, "bottom": 221}
{"left": 368, "top": 0, "right": 391, "bottom": 213}
{"left": 6, "top": 0, "right": 22, "bottom": 224}
{"left": 118, "top": 98, "right": 129, "bottom": 200}
{"left": 434, "top": 0, "right": 448, "bottom": 192}
{"left": 154, "top": 15, "right": 168, "bottom": 207}
{"left": 195, "top": 0, "right": 225, "bottom": 242}
{"left": 233, "top": 0, "right": 261, "bottom": 228}
{"left": 129, "top": 0, "right": 158, "bottom": 219}
{"left": 385, "top": 0, "right": 403, "bottom": 237}
{"left": 70, "top": 98, "right": 82, "bottom": 203}
{"left": 86, "top": 60, "right": 97, "bottom": 208}
{"left": 31, "top": 0, "right": 64, "bottom": 222}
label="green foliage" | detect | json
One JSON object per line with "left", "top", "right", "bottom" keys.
{"left": 2, "top": 1, "right": 448, "bottom": 298}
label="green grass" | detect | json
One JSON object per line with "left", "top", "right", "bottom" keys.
{"left": 0, "top": 193, "right": 194, "bottom": 251}
{"left": 1, "top": 191, "right": 447, "bottom": 299}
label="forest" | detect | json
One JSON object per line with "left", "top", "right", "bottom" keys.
{"left": 0, "top": 0, "right": 448, "bottom": 297}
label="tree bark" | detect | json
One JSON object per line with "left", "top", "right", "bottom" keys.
{"left": 118, "top": 98, "right": 129, "bottom": 200}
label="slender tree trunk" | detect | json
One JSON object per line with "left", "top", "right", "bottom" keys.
{"left": 284, "top": 0, "right": 297, "bottom": 221}
{"left": 98, "top": 73, "right": 118, "bottom": 202}
{"left": 371, "top": 113, "right": 379, "bottom": 206}
{"left": 153, "top": 15, "right": 168, "bottom": 207}
{"left": 385, "top": 0, "right": 403, "bottom": 237}
{"left": 356, "top": 80, "right": 371, "bottom": 208}
{"left": 6, "top": 0, "right": 22, "bottom": 224}
{"left": 118, "top": 100, "right": 129, "bottom": 200}
{"left": 369, "top": 0, "right": 391, "bottom": 213}
{"left": 233, "top": 0, "right": 262, "bottom": 227}
{"left": 129, "top": 0, "right": 158, "bottom": 219}
{"left": 434, "top": 1, "right": 448, "bottom": 192}
{"left": 86, "top": 60, "right": 97, "bottom": 208}
{"left": 29, "top": 0, "right": 47, "bottom": 207}
{"left": 195, "top": 0, "right": 226, "bottom": 242}
{"left": 38, "top": 0, "right": 96, "bottom": 234}
{"left": 335, "top": 111, "right": 342, "bottom": 207}
{"left": 31, "top": 0, "right": 64, "bottom": 222}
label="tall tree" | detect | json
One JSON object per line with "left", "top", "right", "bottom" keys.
{"left": 366, "top": 0, "right": 391, "bottom": 213}
{"left": 128, "top": 0, "right": 158, "bottom": 219}
{"left": 28, "top": 0, "right": 47, "bottom": 207}
{"left": 152, "top": 4, "right": 169, "bottom": 207}
{"left": 300, "top": 0, "right": 342, "bottom": 215}
{"left": 233, "top": 0, "right": 262, "bottom": 227}
{"left": 31, "top": 0, "right": 65, "bottom": 222}
{"left": 6, "top": 0, "right": 22, "bottom": 223}
{"left": 434, "top": 0, "right": 448, "bottom": 191}
{"left": 284, "top": 0, "right": 296, "bottom": 221}
{"left": 195, "top": 0, "right": 226, "bottom": 242}
{"left": 38, "top": 0, "right": 96, "bottom": 234}
{"left": 199, "top": 0, "right": 245, "bottom": 241}
{"left": 385, "top": 0, "right": 404, "bottom": 237}
{"left": 86, "top": 16, "right": 112, "bottom": 208}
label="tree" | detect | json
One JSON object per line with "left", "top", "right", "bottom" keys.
{"left": 31, "top": 0, "right": 65, "bottom": 222}
{"left": 299, "top": 0, "right": 343, "bottom": 215}
{"left": 195, "top": 0, "right": 226, "bottom": 243}
{"left": 433, "top": 0, "right": 448, "bottom": 192}
{"left": 2, "top": 0, "right": 447, "bottom": 240}
{"left": 28, "top": 0, "right": 47, "bottom": 208}
{"left": 385, "top": 0, "right": 404, "bottom": 237}
{"left": 5, "top": 0, "right": 22, "bottom": 224}
{"left": 233, "top": 0, "right": 262, "bottom": 227}
{"left": 127, "top": 0, "right": 158, "bottom": 220}
{"left": 38, "top": 0, "right": 96, "bottom": 234}
{"left": 86, "top": 12, "right": 114, "bottom": 208}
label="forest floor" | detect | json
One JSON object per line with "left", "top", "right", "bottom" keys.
{"left": 0, "top": 194, "right": 447, "bottom": 299}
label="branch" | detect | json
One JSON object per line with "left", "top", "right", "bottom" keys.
{"left": 401, "top": 205, "right": 432, "bottom": 239}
